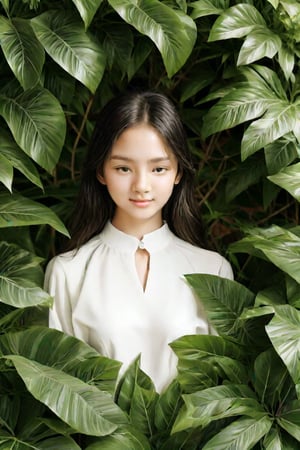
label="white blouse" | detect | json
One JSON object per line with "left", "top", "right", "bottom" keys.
{"left": 44, "top": 222, "right": 233, "bottom": 393}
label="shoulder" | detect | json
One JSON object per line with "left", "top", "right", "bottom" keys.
{"left": 171, "top": 235, "right": 233, "bottom": 279}
{"left": 45, "top": 233, "right": 102, "bottom": 274}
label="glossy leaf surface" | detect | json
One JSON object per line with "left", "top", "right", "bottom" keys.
{"left": 5, "top": 355, "right": 126, "bottom": 436}
{"left": 0, "top": 193, "right": 69, "bottom": 236}
{"left": 266, "top": 305, "right": 300, "bottom": 384}
{"left": 108, "top": 0, "right": 196, "bottom": 77}
{"left": 0, "top": 241, "right": 51, "bottom": 308}
{"left": 0, "top": 88, "right": 66, "bottom": 173}
{"left": 31, "top": 11, "right": 106, "bottom": 93}
{"left": 0, "top": 17, "right": 44, "bottom": 89}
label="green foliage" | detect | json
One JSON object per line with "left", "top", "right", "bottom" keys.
{"left": 1, "top": 0, "right": 300, "bottom": 448}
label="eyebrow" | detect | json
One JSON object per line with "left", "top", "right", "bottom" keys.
{"left": 109, "top": 155, "right": 171, "bottom": 162}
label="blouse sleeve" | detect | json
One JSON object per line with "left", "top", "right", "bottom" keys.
{"left": 219, "top": 256, "right": 234, "bottom": 280}
{"left": 44, "top": 257, "right": 74, "bottom": 335}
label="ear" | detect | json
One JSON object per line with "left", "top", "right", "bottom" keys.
{"left": 96, "top": 170, "right": 106, "bottom": 185}
{"left": 174, "top": 171, "right": 182, "bottom": 185}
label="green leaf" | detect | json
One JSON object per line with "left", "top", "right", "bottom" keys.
{"left": 0, "top": 193, "right": 69, "bottom": 236}
{"left": 172, "top": 384, "right": 264, "bottom": 433}
{"left": 4, "top": 355, "right": 127, "bottom": 436}
{"left": 36, "top": 436, "right": 81, "bottom": 449}
{"left": 266, "top": 305, "right": 300, "bottom": 384}
{"left": 0, "top": 153, "right": 13, "bottom": 192}
{"left": 246, "top": 226, "right": 300, "bottom": 284}
{"left": 0, "top": 327, "right": 121, "bottom": 394}
{"left": 208, "top": 4, "right": 266, "bottom": 41}
{"left": 171, "top": 335, "right": 247, "bottom": 387}
{"left": 0, "top": 17, "right": 44, "bottom": 90}
{"left": 268, "top": 162, "right": 300, "bottom": 201}
{"left": 190, "top": 0, "right": 229, "bottom": 19}
{"left": 253, "top": 348, "right": 293, "bottom": 410}
{"left": 225, "top": 156, "right": 266, "bottom": 201}
{"left": 0, "top": 241, "right": 52, "bottom": 309}
{"left": 0, "top": 88, "right": 66, "bottom": 173}
{"left": 31, "top": 10, "right": 106, "bottom": 93}
{"left": 202, "top": 83, "right": 278, "bottom": 138}
{"left": 102, "top": 24, "right": 134, "bottom": 73}
{"left": 115, "top": 357, "right": 158, "bottom": 437}
{"left": 264, "top": 135, "right": 299, "bottom": 174}
{"left": 85, "top": 425, "right": 151, "bottom": 449}
{"left": 278, "top": 400, "right": 300, "bottom": 441}
{"left": 71, "top": 0, "right": 104, "bottom": 29}
{"left": 127, "top": 37, "right": 153, "bottom": 81}
{"left": 237, "top": 28, "right": 281, "bottom": 66}
{"left": 278, "top": 46, "right": 295, "bottom": 80}
{"left": 0, "top": 131, "right": 43, "bottom": 189}
{"left": 241, "top": 102, "right": 298, "bottom": 161}
{"left": 202, "top": 415, "right": 272, "bottom": 450}
{"left": 108, "top": 0, "right": 196, "bottom": 77}
{"left": 184, "top": 274, "right": 255, "bottom": 337}
{"left": 241, "top": 65, "right": 287, "bottom": 100}
{"left": 180, "top": 65, "right": 216, "bottom": 102}
{"left": 154, "top": 380, "right": 183, "bottom": 432}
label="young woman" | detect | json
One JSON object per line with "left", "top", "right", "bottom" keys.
{"left": 44, "top": 90, "right": 233, "bottom": 393}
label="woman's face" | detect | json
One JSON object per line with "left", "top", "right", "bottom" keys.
{"left": 97, "top": 123, "right": 181, "bottom": 234}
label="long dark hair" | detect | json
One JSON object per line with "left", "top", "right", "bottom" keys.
{"left": 66, "top": 90, "right": 205, "bottom": 250}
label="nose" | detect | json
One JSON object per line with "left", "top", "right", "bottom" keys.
{"left": 132, "top": 170, "right": 151, "bottom": 193}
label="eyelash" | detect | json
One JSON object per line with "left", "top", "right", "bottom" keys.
{"left": 115, "top": 167, "right": 167, "bottom": 173}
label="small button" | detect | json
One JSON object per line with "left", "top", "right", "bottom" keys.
{"left": 138, "top": 240, "right": 145, "bottom": 250}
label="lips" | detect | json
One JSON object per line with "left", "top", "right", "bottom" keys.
{"left": 130, "top": 199, "right": 153, "bottom": 207}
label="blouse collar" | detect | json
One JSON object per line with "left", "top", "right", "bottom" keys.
{"left": 100, "top": 221, "right": 173, "bottom": 253}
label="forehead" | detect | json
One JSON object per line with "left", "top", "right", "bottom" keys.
{"left": 109, "top": 124, "right": 176, "bottom": 160}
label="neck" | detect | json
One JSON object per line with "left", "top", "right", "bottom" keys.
{"left": 111, "top": 215, "right": 163, "bottom": 240}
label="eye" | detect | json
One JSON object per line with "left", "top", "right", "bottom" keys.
{"left": 116, "top": 166, "right": 130, "bottom": 173}
{"left": 153, "top": 167, "right": 167, "bottom": 173}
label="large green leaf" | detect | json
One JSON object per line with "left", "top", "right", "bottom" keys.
{"left": 268, "top": 162, "right": 300, "bottom": 201}
{"left": 266, "top": 305, "right": 300, "bottom": 385}
{"left": 277, "top": 400, "right": 300, "bottom": 441}
{"left": 264, "top": 135, "right": 299, "bottom": 175}
{"left": 0, "top": 327, "right": 121, "bottom": 394}
{"left": 278, "top": 45, "right": 295, "bottom": 80}
{"left": 263, "top": 428, "right": 288, "bottom": 450}
{"left": 108, "top": 0, "right": 196, "bottom": 77}
{"left": 202, "top": 415, "right": 272, "bottom": 450}
{"left": 241, "top": 103, "right": 298, "bottom": 161}
{"left": 253, "top": 349, "right": 293, "bottom": 410}
{"left": 172, "top": 384, "right": 264, "bottom": 433}
{"left": 171, "top": 334, "right": 248, "bottom": 390}
{"left": 0, "top": 131, "right": 43, "bottom": 189}
{"left": 244, "top": 226, "right": 300, "bottom": 284}
{"left": 184, "top": 274, "right": 255, "bottom": 337}
{"left": 0, "top": 435, "right": 80, "bottom": 450}
{"left": 115, "top": 357, "right": 158, "bottom": 437}
{"left": 237, "top": 28, "right": 281, "bottom": 66}
{"left": 0, "top": 241, "right": 52, "bottom": 309}
{"left": 31, "top": 10, "right": 106, "bottom": 93}
{"left": 190, "top": 0, "right": 229, "bottom": 19}
{"left": 202, "top": 83, "right": 278, "bottom": 138}
{"left": 85, "top": 426, "right": 151, "bottom": 449}
{"left": 208, "top": 4, "right": 266, "bottom": 41}
{"left": 0, "top": 88, "right": 66, "bottom": 173}
{"left": 71, "top": 0, "right": 104, "bottom": 29}
{"left": 4, "top": 355, "right": 127, "bottom": 436}
{"left": 0, "top": 193, "right": 69, "bottom": 236}
{"left": 0, "top": 17, "right": 44, "bottom": 90}
{"left": 154, "top": 380, "right": 182, "bottom": 432}
{"left": 0, "top": 153, "right": 12, "bottom": 192}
